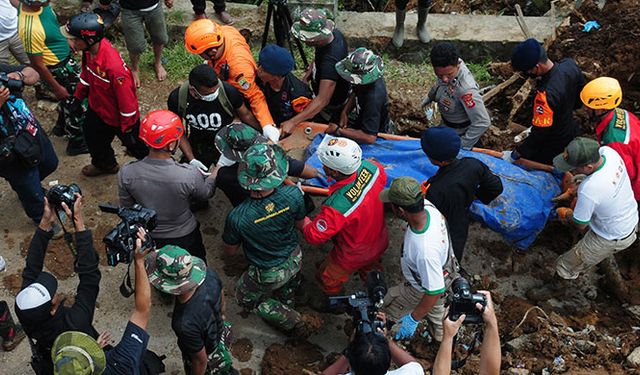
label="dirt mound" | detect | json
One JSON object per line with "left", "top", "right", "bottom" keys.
{"left": 260, "top": 339, "right": 324, "bottom": 374}
{"left": 232, "top": 337, "right": 253, "bottom": 362}
{"left": 2, "top": 272, "right": 23, "bottom": 295}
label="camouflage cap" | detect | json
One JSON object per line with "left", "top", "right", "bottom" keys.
{"left": 51, "top": 331, "right": 105, "bottom": 375}
{"left": 291, "top": 8, "right": 335, "bottom": 43}
{"left": 336, "top": 47, "right": 384, "bottom": 85}
{"left": 238, "top": 143, "right": 289, "bottom": 191}
{"left": 215, "top": 122, "right": 268, "bottom": 162}
{"left": 144, "top": 245, "right": 206, "bottom": 295}
{"left": 379, "top": 177, "right": 423, "bottom": 207}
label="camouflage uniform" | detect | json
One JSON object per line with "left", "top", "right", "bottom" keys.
{"left": 425, "top": 60, "right": 491, "bottom": 150}
{"left": 49, "top": 56, "right": 87, "bottom": 148}
{"left": 183, "top": 321, "right": 235, "bottom": 375}
{"left": 335, "top": 47, "right": 383, "bottom": 86}
{"left": 290, "top": 8, "right": 335, "bottom": 43}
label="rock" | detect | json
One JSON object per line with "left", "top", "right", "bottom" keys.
{"left": 507, "top": 368, "right": 530, "bottom": 375}
{"left": 506, "top": 334, "right": 531, "bottom": 351}
{"left": 575, "top": 339, "right": 596, "bottom": 354}
{"left": 625, "top": 305, "right": 640, "bottom": 321}
{"left": 626, "top": 346, "right": 640, "bottom": 368}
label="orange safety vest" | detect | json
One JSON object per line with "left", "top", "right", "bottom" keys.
{"left": 532, "top": 90, "right": 554, "bottom": 128}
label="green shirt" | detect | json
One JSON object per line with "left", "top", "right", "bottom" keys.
{"left": 222, "top": 185, "right": 306, "bottom": 268}
{"left": 18, "top": 4, "right": 70, "bottom": 66}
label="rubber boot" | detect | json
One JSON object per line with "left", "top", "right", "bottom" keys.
{"left": 392, "top": 9, "right": 406, "bottom": 48}
{"left": 417, "top": 6, "right": 431, "bottom": 44}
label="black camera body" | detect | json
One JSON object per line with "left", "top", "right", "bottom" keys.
{"left": 329, "top": 271, "right": 387, "bottom": 335}
{"left": 0, "top": 72, "right": 24, "bottom": 94}
{"left": 449, "top": 277, "right": 487, "bottom": 325}
{"left": 47, "top": 183, "right": 82, "bottom": 212}
{"left": 99, "top": 204, "right": 156, "bottom": 266}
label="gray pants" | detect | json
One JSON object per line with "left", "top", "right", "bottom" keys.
{"left": 0, "top": 32, "right": 29, "bottom": 65}
{"left": 120, "top": 5, "right": 168, "bottom": 55}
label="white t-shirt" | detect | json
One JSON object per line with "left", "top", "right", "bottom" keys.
{"left": 400, "top": 200, "right": 449, "bottom": 295}
{"left": 343, "top": 361, "right": 424, "bottom": 375}
{"left": 573, "top": 146, "right": 638, "bottom": 240}
{"left": 0, "top": 0, "right": 18, "bottom": 40}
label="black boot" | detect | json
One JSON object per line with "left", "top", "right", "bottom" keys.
{"left": 392, "top": 8, "right": 406, "bottom": 48}
{"left": 417, "top": 6, "right": 431, "bottom": 43}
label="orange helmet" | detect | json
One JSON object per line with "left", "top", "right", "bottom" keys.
{"left": 139, "top": 110, "right": 184, "bottom": 149}
{"left": 185, "top": 19, "right": 224, "bottom": 55}
{"left": 580, "top": 77, "right": 622, "bottom": 110}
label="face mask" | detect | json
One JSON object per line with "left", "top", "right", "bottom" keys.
{"left": 199, "top": 87, "right": 220, "bottom": 102}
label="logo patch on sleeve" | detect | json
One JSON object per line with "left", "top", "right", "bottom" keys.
{"left": 461, "top": 93, "right": 475, "bottom": 109}
{"left": 236, "top": 74, "right": 250, "bottom": 90}
{"left": 316, "top": 219, "right": 328, "bottom": 232}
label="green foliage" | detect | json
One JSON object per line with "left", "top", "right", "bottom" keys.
{"left": 164, "top": 10, "right": 188, "bottom": 24}
{"left": 465, "top": 61, "right": 496, "bottom": 87}
{"left": 139, "top": 42, "right": 204, "bottom": 83}
{"left": 381, "top": 53, "right": 435, "bottom": 88}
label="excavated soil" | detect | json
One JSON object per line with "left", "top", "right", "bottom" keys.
{"left": 232, "top": 338, "right": 254, "bottom": 362}
{"left": 344, "top": 0, "right": 551, "bottom": 15}
{"left": 260, "top": 339, "right": 325, "bottom": 374}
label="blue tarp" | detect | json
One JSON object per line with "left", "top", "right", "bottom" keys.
{"left": 304, "top": 135, "right": 561, "bottom": 249}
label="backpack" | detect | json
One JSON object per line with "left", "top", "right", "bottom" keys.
{"left": 177, "top": 79, "right": 234, "bottom": 121}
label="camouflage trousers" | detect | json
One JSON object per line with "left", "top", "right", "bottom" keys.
{"left": 183, "top": 321, "right": 235, "bottom": 374}
{"left": 49, "top": 57, "right": 87, "bottom": 143}
{"left": 235, "top": 248, "right": 303, "bottom": 332}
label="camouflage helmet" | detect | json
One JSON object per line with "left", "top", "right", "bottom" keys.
{"left": 335, "top": 47, "right": 384, "bottom": 85}
{"left": 215, "top": 122, "right": 268, "bottom": 162}
{"left": 238, "top": 143, "right": 289, "bottom": 191}
{"left": 144, "top": 245, "right": 206, "bottom": 295}
{"left": 290, "top": 8, "right": 335, "bottom": 43}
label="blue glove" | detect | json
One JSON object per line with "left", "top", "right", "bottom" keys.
{"left": 582, "top": 21, "right": 601, "bottom": 32}
{"left": 395, "top": 313, "right": 419, "bottom": 340}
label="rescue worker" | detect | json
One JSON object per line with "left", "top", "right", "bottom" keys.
{"left": 222, "top": 143, "right": 314, "bottom": 337}
{"left": 167, "top": 63, "right": 259, "bottom": 173}
{"left": 118, "top": 110, "right": 216, "bottom": 262}
{"left": 301, "top": 136, "right": 389, "bottom": 305}
{"left": 421, "top": 127, "right": 503, "bottom": 262}
{"left": 392, "top": 0, "right": 431, "bottom": 47}
{"left": 505, "top": 38, "right": 586, "bottom": 165}
{"left": 528, "top": 138, "right": 638, "bottom": 301}
{"left": 256, "top": 44, "right": 313, "bottom": 126}
{"left": 18, "top": 0, "right": 88, "bottom": 155}
{"left": 184, "top": 19, "right": 279, "bottom": 143}
{"left": 284, "top": 8, "right": 349, "bottom": 135}
{"left": 580, "top": 77, "right": 640, "bottom": 201}
{"left": 379, "top": 177, "right": 460, "bottom": 343}
{"left": 61, "top": 12, "right": 148, "bottom": 177}
{"left": 327, "top": 47, "right": 390, "bottom": 144}
{"left": 420, "top": 42, "right": 491, "bottom": 150}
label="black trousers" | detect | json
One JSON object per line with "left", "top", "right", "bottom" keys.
{"left": 191, "top": 0, "right": 225, "bottom": 15}
{"left": 396, "top": 0, "right": 432, "bottom": 9}
{"left": 83, "top": 108, "right": 148, "bottom": 170}
{"left": 154, "top": 223, "right": 207, "bottom": 264}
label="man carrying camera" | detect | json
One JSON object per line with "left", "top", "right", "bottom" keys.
{"left": 119, "top": 110, "right": 216, "bottom": 262}
{"left": 0, "top": 63, "right": 60, "bottom": 226}
{"left": 50, "top": 228, "right": 153, "bottom": 375}
{"left": 379, "top": 177, "right": 460, "bottom": 342}
{"left": 433, "top": 291, "right": 501, "bottom": 375}
{"left": 15, "top": 194, "right": 101, "bottom": 374}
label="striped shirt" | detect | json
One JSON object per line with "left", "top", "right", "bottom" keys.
{"left": 18, "top": 4, "right": 70, "bottom": 66}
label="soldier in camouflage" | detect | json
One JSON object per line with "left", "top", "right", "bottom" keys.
{"left": 328, "top": 47, "right": 391, "bottom": 144}
{"left": 222, "top": 143, "right": 317, "bottom": 337}
{"left": 145, "top": 245, "right": 236, "bottom": 374}
{"left": 421, "top": 42, "right": 491, "bottom": 150}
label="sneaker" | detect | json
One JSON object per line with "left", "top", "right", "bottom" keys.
{"left": 2, "top": 325, "right": 26, "bottom": 351}
{"left": 82, "top": 164, "right": 119, "bottom": 177}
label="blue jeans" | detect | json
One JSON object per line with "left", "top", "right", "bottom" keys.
{"left": 0, "top": 136, "right": 58, "bottom": 223}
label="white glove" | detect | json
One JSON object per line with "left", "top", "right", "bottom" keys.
{"left": 190, "top": 159, "right": 211, "bottom": 176}
{"left": 420, "top": 95, "right": 432, "bottom": 109}
{"left": 216, "top": 154, "right": 236, "bottom": 167}
{"left": 262, "top": 124, "right": 280, "bottom": 143}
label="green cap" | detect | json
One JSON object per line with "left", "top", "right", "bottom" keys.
{"left": 336, "top": 47, "right": 384, "bottom": 85}
{"left": 144, "top": 245, "right": 206, "bottom": 295}
{"left": 238, "top": 143, "right": 289, "bottom": 191}
{"left": 379, "top": 177, "right": 423, "bottom": 206}
{"left": 52, "top": 331, "right": 106, "bottom": 375}
{"left": 215, "top": 122, "right": 268, "bottom": 162}
{"left": 552, "top": 137, "right": 601, "bottom": 172}
{"left": 290, "top": 8, "right": 335, "bottom": 43}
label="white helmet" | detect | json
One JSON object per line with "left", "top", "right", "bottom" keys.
{"left": 317, "top": 135, "right": 362, "bottom": 175}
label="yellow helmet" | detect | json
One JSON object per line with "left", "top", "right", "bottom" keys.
{"left": 580, "top": 77, "right": 622, "bottom": 110}
{"left": 185, "top": 19, "right": 224, "bottom": 55}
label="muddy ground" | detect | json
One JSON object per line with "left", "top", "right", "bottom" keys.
{"left": 3, "top": 0, "right": 640, "bottom": 373}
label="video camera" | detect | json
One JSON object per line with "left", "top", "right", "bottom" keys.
{"left": 0, "top": 72, "right": 24, "bottom": 94}
{"left": 449, "top": 277, "right": 487, "bottom": 325}
{"left": 47, "top": 183, "right": 82, "bottom": 213}
{"left": 329, "top": 271, "right": 387, "bottom": 335}
{"left": 99, "top": 204, "right": 157, "bottom": 266}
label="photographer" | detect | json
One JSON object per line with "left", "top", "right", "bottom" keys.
{"left": 15, "top": 194, "right": 101, "bottom": 374}
{"left": 0, "top": 63, "right": 59, "bottom": 227}
{"left": 321, "top": 313, "right": 424, "bottom": 375}
{"left": 50, "top": 228, "right": 153, "bottom": 375}
{"left": 118, "top": 110, "right": 215, "bottom": 262}
{"left": 433, "top": 291, "right": 500, "bottom": 375}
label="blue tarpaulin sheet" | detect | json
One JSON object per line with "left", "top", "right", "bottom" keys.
{"left": 304, "top": 135, "right": 561, "bottom": 249}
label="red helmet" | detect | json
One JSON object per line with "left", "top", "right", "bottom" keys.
{"left": 139, "top": 110, "right": 184, "bottom": 149}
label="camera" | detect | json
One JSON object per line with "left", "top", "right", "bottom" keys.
{"left": 0, "top": 72, "right": 24, "bottom": 94}
{"left": 329, "top": 271, "right": 387, "bottom": 335}
{"left": 99, "top": 204, "right": 157, "bottom": 266}
{"left": 449, "top": 277, "right": 487, "bottom": 325}
{"left": 47, "top": 183, "right": 82, "bottom": 212}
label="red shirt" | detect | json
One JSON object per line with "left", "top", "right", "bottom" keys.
{"left": 303, "top": 160, "right": 389, "bottom": 270}
{"left": 74, "top": 39, "right": 139, "bottom": 131}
